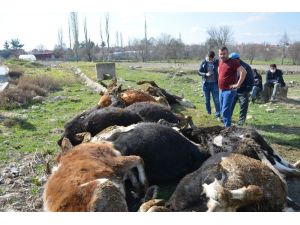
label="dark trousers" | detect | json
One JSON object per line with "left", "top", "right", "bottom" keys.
{"left": 232, "top": 91, "right": 250, "bottom": 125}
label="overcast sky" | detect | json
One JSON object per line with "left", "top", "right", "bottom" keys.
{"left": 0, "top": 1, "right": 299, "bottom": 51}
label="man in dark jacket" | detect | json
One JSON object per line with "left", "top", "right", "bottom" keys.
{"left": 250, "top": 69, "right": 262, "bottom": 103}
{"left": 229, "top": 52, "right": 254, "bottom": 126}
{"left": 198, "top": 51, "right": 221, "bottom": 119}
{"left": 263, "top": 64, "right": 286, "bottom": 101}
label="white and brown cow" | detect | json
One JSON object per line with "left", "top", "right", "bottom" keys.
{"left": 43, "top": 140, "right": 148, "bottom": 212}
{"left": 180, "top": 126, "right": 300, "bottom": 178}
{"left": 167, "top": 153, "right": 287, "bottom": 212}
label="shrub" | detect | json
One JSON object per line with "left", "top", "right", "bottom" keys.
{"left": 0, "top": 88, "right": 33, "bottom": 108}
{"left": 0, "top": 74, "right": 62, "bottom": 109}
{"left": 18, "top": 83, "right": 48, "bottom": 96}
{"left": 18, "top": 75, "right": 62, "bottom": 92}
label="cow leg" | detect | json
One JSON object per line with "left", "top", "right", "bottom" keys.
{"left": 115, "top": 156, "right": 148, "bottom": 190}
{"left": 125, "top": 170, "right": 140, "bottom": 191}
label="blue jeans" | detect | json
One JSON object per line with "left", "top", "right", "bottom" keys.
{"left": 251, "top": 86, "right": 261, "bottom": 100}
{"left": 219, "top": 89, "right": 237, "bottom": 127}
{"left": 202, "top": 82, "right": 220, "bottom": 118}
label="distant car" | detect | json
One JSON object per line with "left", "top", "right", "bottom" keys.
{"left": 19, "top": 54, "right": 36, "bottom": 62}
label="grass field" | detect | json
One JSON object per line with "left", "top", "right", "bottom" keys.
{"left": 1, "top": 60, "right": 299, "bottom": 163}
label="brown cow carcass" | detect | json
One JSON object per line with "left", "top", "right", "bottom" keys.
{"left": 43, "top": 140, "right": 148, "bottom": 212}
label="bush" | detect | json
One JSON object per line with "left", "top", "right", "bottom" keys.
{"left": 0, "top": 88, "right": 33, "bottom": 108}
{"left": 18, "top": 75, "right": 62, "bottom": 92}
{"left": 18, "top": 83, "right": 48, "bottom": 96}
{"left": 0, "top": 74, "right": 62, "bottom": 109}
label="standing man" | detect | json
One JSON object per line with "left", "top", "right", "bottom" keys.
{"left": 198, "top": 51, "right": 221, "bottom": 120}
{"left": 263, "top": 64, "right": 286, "bottom": 102}
{"left": 229, "top": 52, "right": 254, "bottom": 126}
{"left": 218, "top": 47, "right": 246, "bottom": 127}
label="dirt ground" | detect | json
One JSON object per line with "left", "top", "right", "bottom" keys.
{"left": 0, "top": 151, "right": 49, "bottom": 212}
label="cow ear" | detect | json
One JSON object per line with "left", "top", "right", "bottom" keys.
{"left": 61, "top": 138, "right": 73, "bottom": 154}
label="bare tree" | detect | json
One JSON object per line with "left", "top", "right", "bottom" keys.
{"left": 143, "top": 16, "right": 148, "bottom": 62}
{"left": 57, "top": 28, "right": 64, "bottom": 50}
{"left": 98, "top": 18, "right": 106, "bottom": 61}
{"left": 70, "top": 12, "right": 79, "bottom": 61}
{"left": 240, "top": 43, "right": 259, "bottom": 64}
{"left": 167, "top": 38, "right": 185, "bottom": 63}
{"left": 105, "top": 14, "right": 110, "bottom": 60}
{"left": 260, "top": 42, "right": 273, "bottom": 62}
{"left": 279, "top": 32, "right": 290, "bottom": 65}
{"left": 115, "top": 31, "right": 119, "bottom": 47}
{"left": 83, "top": 17, "right": 94, "bottom": 62}
{"left": 288, "top": 42, "right": 300, "bottom": 65}
{"left": 68, "top": 19, "right": 72, "bottom": 49}
{"left": 155, "top": 33, "right": 172, "bottom": 61}
{"left": 99, "top": 18, "right": 105, "bottom": 48}
{"left": 53, "top": 28, "right": 66, "bottom": 59}
{"left": 120, "top": 32, "right": 123, "bottom": 48}
{"left": 206, "top": 25, "right": 233, "bottom": 49}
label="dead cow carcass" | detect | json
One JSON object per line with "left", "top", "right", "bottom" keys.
{"left": 83, "top": 122, "right": 211, "bottom": 183}
{"left": 57, "top": 106, "right": 142, "bottom": 147}
{"left": 97, "top": 82, "right": 157, "bottom": 108}
{"left": 168, "top": 153, "right": 287, "bottom": 212}
{"left": 180, "top": 126, "right": 300, "bottom": 178}
{"left": 43, "top": 141, "right": 147, "bottom": 212}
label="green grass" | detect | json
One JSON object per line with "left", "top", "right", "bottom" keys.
{"left": 0, "top": 83, "right": 99, "bottom": 161}
{"left": 1, "top": 61, "right": 300, "bottom": 165}
{"left": 0, "top": 61, "right": 95, "bottom": 162}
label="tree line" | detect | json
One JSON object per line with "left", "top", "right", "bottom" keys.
{"left": 1, "top": 13, "right": 300, "bottom": 65}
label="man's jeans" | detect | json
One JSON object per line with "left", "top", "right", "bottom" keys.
{"left": 202, "top": 82, "right": 220, "bottom": 118}
{"left": 232, "top": 91, "right": 250, "bottom": 125}
{"left": 219, "top": 89, "right": 237, "bottom": 127}
{"left": 263, "top": 82, "right": 281, "bottom": 100}
{"left": 251, "top": 86, "right": 261, "bottom": 100}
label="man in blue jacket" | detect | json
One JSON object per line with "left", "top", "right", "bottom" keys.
{"left": 198, "top": 51, "right": 221, "bottom": 120}
{"left": 264, "top": 64, "right": 286, "bottom": 102}
{"left": 229, "top": 52, "right": 254, "bottom": 126}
